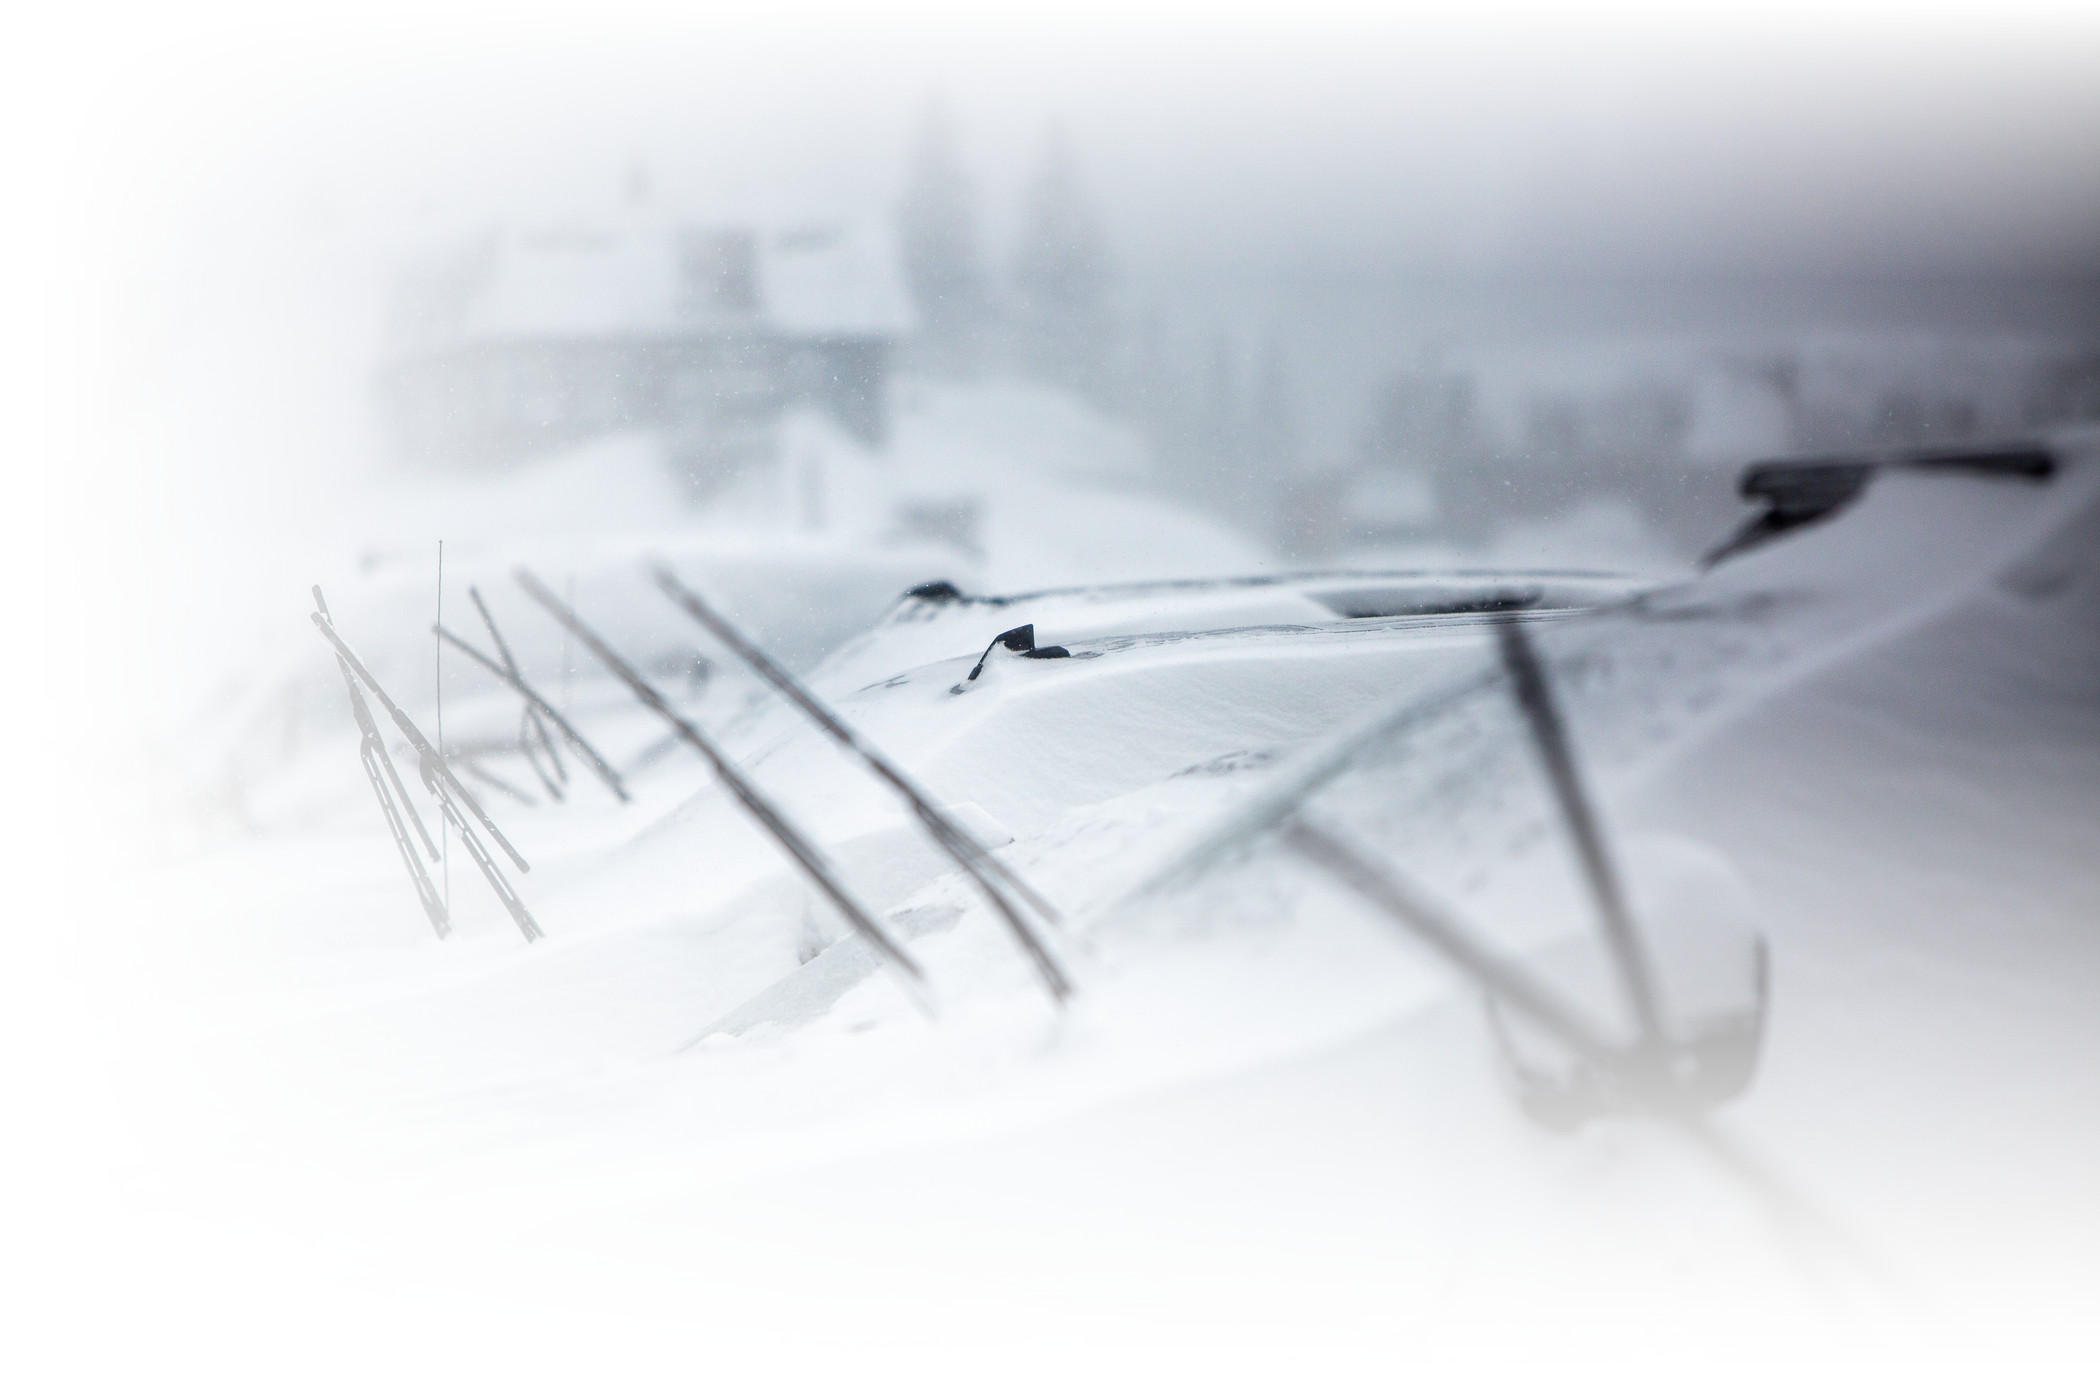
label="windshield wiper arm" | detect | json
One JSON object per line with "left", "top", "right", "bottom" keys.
{"left": 518, "top": 567, "right": 933, "bottom": 1018}
{"left": 652, "top": 565, "right": 1072, "bottom": 1007}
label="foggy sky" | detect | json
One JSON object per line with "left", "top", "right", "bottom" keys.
{"left": 33, "top": 1, "right": 2092, "bottom": 507}
{"left": 48, "top": 4, "right": 2100, "bottom": 298}
{"left": 14, "top": 0, "right": 2100, "bottom": 814}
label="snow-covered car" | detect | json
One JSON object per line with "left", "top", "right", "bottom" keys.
{"left": 136, "top": 426, "right": 2100, "bottom": 1381}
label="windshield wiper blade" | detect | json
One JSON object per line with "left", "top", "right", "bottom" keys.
{"left": 515, "top": 705, "right": 566, "bottom": 802}
{"left": 517, "top": 567, "right": 933, "bottom": 1018}
{"left": 314, "top": 610, "right": 531, "bottom": 874}
{"left": 315, "top": 591, "right": 542, "bottom": 943}
{"left": 315, "top": 586, "right": 449, "bottom": 938}
{"left": 476, "top": 584, "right": 565, "bottom": 799}
{"left": 652, "top": 565, "right": 1073, "bottom": 1007}
{"left": 433, "top": 593, "right": 630, "bottom": 803}
{"left": 1285, "top": 817, "right": 1634, "bottom": 1076}
{"left": 1492, "top": 611, "right": 1664, "bottom": 1048}
{"left": 413, "top": 744, "right": 546, "bottom": 943}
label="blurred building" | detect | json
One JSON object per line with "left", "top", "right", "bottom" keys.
{"left": 381, "top": 217, "right": 915, "bottom": 475}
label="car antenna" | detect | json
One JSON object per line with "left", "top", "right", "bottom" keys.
{"left": 962, "top": 623, "right": 1070, "bottom": 683}
{"left": 1490, "top": 610, "right": 1664, "bottom": 1050}
{"left": 433, "top": 591, "right": 632, "bottom": 802}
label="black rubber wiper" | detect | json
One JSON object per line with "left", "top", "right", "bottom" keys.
{"left": 1704, "top": 441, "right": 2055, "bottom": 566}
{"left": 313, "top": 599, "right": 544, "bottom": 943}
{"left": 314, "top": 586, "right": 449, "bottom": 938}
{"left": 433, "top": 587, "right": 631, "bottom": 803}
{"left": 517, "top": 568, "right": 934, "bottom": 1018}
{"left": 1492, "top": 611, "right": 1663, "bottom": 1048}
{"left": 653, "top": 565, "right": 1074, "bottom": 1007}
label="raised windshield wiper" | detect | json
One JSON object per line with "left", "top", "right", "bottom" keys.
{"left": 1101, "top": 609, "right": 1766, "bottom": 1121}
{"left": 433, "top": 586, "right": 630, "bottom": 803}
{"left": 313, "top": 603, "right": 545, "bottom": 944}
{"left": 516, "top": 568, "right": 934, "bottom": 1018}
{"left": 1492, "top": 611, "right": 1664, "bottom": 1048}
{"left": 315, "top": 586, "right": 449, "bottom": 938}
{"left": 652, "top": 565, "right": 1074, "bottom": 1008}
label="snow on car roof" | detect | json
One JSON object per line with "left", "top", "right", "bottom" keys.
{"left": 806, "top": 568, "right": 1650, "bottom": 698}
{"left": 135, "top": 427, "right": 2100, "bottom": 1379}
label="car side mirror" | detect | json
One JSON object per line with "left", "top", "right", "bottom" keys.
{"left": 1487, "top": 834, "right": 1769, "bottom": 1129}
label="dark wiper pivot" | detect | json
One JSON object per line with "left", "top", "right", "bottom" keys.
{"left": 1704, "top": 440, "right": 2056, "bottom": 567}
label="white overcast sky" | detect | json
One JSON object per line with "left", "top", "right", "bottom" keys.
{"left": 25, "top": 1, "right": 2100, "bottom": 290}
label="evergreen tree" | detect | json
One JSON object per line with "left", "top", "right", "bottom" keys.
{"left": 896, "top": 98, "right": 988, "bottom": 375}
{"left": 1009, "top": 127, "right": 1116, "bottom": 404}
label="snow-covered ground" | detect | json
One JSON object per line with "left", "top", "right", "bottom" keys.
{"left": 16, "top": 386, "right": 2100, "bottom": 1394}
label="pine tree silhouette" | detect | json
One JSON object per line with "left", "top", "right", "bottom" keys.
{"left": 1010, "top": 127, "right": 1116, "bottom": 404}
{"left": 897, "top": 98, "right": 989, "bottom": 375}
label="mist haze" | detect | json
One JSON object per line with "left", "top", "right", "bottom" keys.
{"left": 12, "top": 4, "right": 2100, "bottom": 1391}
{"left": 29, "top": 6, "right": 2098, "bottom": 691}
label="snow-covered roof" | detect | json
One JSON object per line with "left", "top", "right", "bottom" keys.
{"left": 406, "top": 215, "right": 915, "bottom": 350}
{"left": 459, "top": 227, "right": 684, "bottom": 340}
{"left": 763, "top": 222, "right": 917, "bottom": 339}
